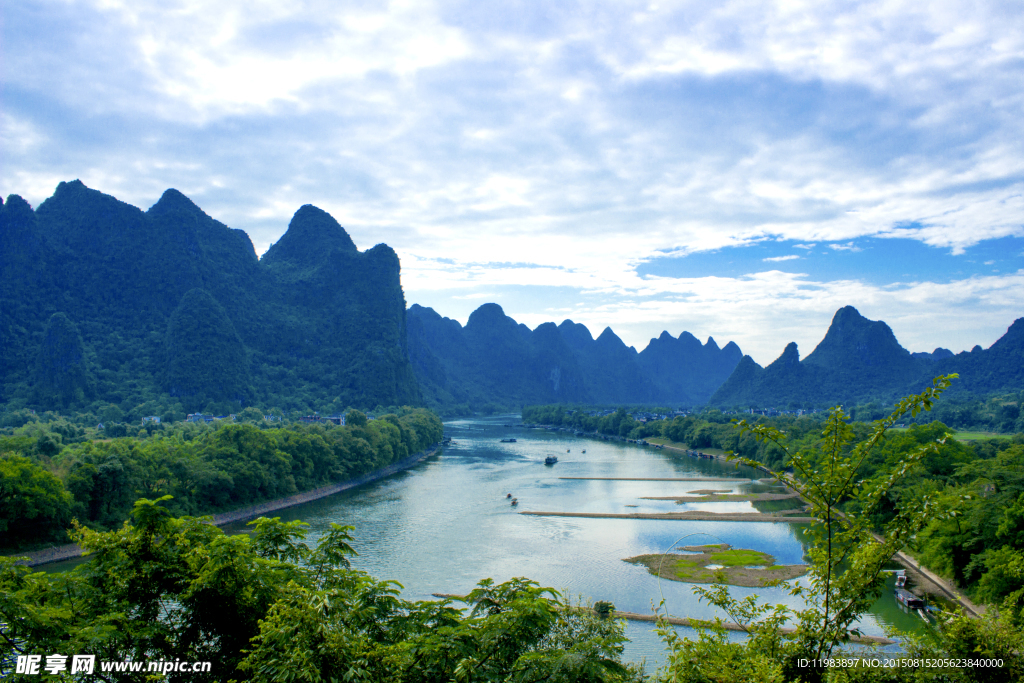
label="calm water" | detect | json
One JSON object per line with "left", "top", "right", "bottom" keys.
{"left": 218, "top": 416, "right": 926, "bottom": 668}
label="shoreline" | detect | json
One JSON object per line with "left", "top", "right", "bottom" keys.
{"left": 6, "top": 445, "right": 441, "bottom": 568}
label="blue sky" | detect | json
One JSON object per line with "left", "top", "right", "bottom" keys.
{"left": 3, "top": 1, "right": 1023, "bottom": 364}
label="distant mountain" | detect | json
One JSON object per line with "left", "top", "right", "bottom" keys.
{"left": 406, "top": 303, "right": 743, "bottom": 408}
{"left": 912, "top": 348, "right": 954, "bottom": 362}
{"left": 710, "top": 306, "right": 1024, "bottom": 408}
{"left": 933, "top": 318, "right": 1024, "bottom": 395}
{"left": 637, "top": 331, "right": 743, "bottom": 404}
{"left": 0, "top": 180, "right": 419, "bottom": 414}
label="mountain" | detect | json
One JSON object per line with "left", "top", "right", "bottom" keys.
{"left": 933, "top": 317, "right": 1024, "bottom": 395}
{"left": 637, "top": 331, "right": 743, "bottom": 404}
{"left": 0, "top": 180, "right": 419, "bottom": 415}
{"left": 407, "top": 303, "right": 590, "bottom": 408}
{"left": 406, "top": 304, "right": 743, "bottom": 408}
{"left": 710, "top": 307, "right": 1024, "bottom": 408}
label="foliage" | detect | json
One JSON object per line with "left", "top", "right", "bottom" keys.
{"left": 33, "top": 313, "right": 92, "bottom": 408}
{"left": 914, "top": 444, "right": 1024, "bottom": 620}
{"left": 654, "top": 375, "right": 960, "bottom": 682}
{"left": 1, "top": 181, "right": 421, "bottom": 416}
{"left": 0, "top": 409, "right": 443, "bottom": 549}
{"left": 164, "top": 288, "right": 252, "bottom": 407}
{"left": 0, "top": 499, "right": 645, "bottom": 682}
{"left": 0, "top": 454, "right": 73, "bottom": 547}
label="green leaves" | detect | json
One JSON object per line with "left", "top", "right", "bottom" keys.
{"left": 0, "top": 454, "right": 72, "bottom": 547}
{"left": 4, "top": 497, "right": 640, "bottom": 682}
{"left": 657, "top": 376, "right": 961, "bottom": 679}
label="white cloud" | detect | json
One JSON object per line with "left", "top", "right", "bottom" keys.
{"left": 401, "top": 249, "right": 1024, "bottom": 363}
{"left": 763, "top": 254, "right": 800, "bottom": 262}
{"left": 3, "top": 0, "right": 1023, "bottom": 364}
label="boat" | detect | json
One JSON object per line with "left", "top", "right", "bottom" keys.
{"left": 895, "top": 588, "right": 925, "bottom": 610}
{"left": 895, "top": 571, "right": 907, "bottom": 588}
{"left": 545, "top": 456, "right": 558, "bottom": 465}
{"left": 582, "top": 449, "right": 586, "bottom": 453}
{"left": 500, "top": 438, "right": 517, "bottom": 443}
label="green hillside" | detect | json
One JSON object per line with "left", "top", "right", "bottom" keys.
{"left": 0, "top": 181, "right": 420, "bottom": 416}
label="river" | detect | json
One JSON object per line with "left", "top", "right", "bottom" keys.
{"left": 218, "top": 415, "right": 925, "bottom": 669}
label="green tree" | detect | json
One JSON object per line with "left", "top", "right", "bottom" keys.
{"left": 656, "top": 376, "right": 963, "bottom": 681}
{"left": 0, "top": 454, "right": 73, "bottom": 548}
{"left": 1, "top": 498, "right": 644, "bottom": 682}
{"left": 237, "top": 406, "right": 265, "bottom": 423}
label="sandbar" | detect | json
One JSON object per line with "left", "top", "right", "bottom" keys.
{"left": 626, "top": 544, "right": 808, "bottom": 587}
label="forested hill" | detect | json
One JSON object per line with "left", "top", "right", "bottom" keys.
{"left": 710, "top": 306, "right": 1024, "bottom": 408}
{"left": 406, "top": 303, "right": 742, "bottom": 409}
{"left": 0, "top": 180, "right": 420, "bottom": 416}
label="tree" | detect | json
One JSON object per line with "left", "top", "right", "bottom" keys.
{"left": 655, "top": 375, "right": 967, "bottom": 682}
{"left": 236, "top": 406, "right": 265, "bottom": 423}
{"left": 1, "top": 497, "right": 645, "bottom": 682}
{"left": 0, "top": 454, "right": 73, "bottom": 548}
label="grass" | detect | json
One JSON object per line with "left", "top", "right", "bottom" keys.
{"left": 948, "top": 431, "right": 1013, "bottom": 442}
{"left": 645, "top": 436, "right": 729, "bottom": 456}
{"left": 711, "top": 548, "right": 773, "bottom": 567}
{"left": 889, "top": 427, "right": 1012, "bottom": 442}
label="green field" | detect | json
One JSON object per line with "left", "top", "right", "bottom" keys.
{"left": 890, "top": 427, "right": 1012, "bottom": 442}
{"left": 645, "top": 436, "right": 729, "bottom": 456}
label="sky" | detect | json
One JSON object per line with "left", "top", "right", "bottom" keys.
{"left": 2, "top": 0, "right": 1023, "bottom": 365}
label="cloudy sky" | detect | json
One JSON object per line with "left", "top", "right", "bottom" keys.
{"left": 3, "top": 0, "right": 1023, "bottom": 364}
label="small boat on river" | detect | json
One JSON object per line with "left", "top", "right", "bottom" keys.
{"left": 545, "top": 456, "right": 558, "bottom": 465}
{"left": 500, "top": 438, "right": 517, "bottom": 443}
{"left": 895, "top": 588, "right": 925, "bottom": 610}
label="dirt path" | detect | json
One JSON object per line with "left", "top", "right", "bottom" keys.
{"left": 6, "top": 446, "right": 440, "bottom": 568}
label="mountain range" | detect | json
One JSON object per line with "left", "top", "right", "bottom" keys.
{"left": 2, "top": 181, "right": 1021, "bottom": 416}
{"left": 407, "top": 303, "right": 742, "bottom": 408}
{"left": 0, "top": 180, "right": 419, "bottom": 414}
{"left": 709, "top": 306, "right": 1024, "bottom": 408}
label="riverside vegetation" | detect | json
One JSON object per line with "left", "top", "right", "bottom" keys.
{"left": 524, "top": 402, "right": 1024, "bottom": 617}
{"left": 0, "top": 408, "right": 442, "bottom": 551}
{"left": 3, "top": 379, "right": 1024, "bottom": 681}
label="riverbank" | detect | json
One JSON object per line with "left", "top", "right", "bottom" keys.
{"left": 6, "top": 445, "right": 441, "bottom": 568}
